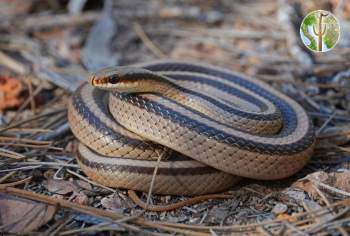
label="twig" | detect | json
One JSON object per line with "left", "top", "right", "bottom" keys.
{"left": 22, "top": 12, "right": 101, "bottom": 31}
{"left": 59, "top": 225, "right": 125, "bottom": 235}
{"left": 133, "top": 22, "right": 166, "bottom": 58}
{"left": 0, "top": 142, "right": 62, "bottom": 150}
{"left": 152, "top": 27, "right": 286, "bottom": 40}
{"left": 305, "top": 207, "right": 350, "bottom": 233}
{"left": 0, "top": 166, "right": 42, "bottom": 173}
{"left": 317, "top": 130, "right": 350, "bottom": 139}
{"left": 12, "top": 162, "right": 78, "bottom": 168}
{"left": 27, "top": 79, "right": 36, "bottom": 115}
{"left": 0, "top": 109, "right": 65, "bottom": 134}
{"left": 0, "top": 136, "right": 52, "bottom": 145}
{"left": 45, "top": 215, "right": 74, "bottom": 236}
{"left": 0, "top": 176, "right": 32, "bottom": 187}
{"left": 5, "top": 128, "right": 53, "bottom": 133}
{"left": 316, "top": 112, "right": 336, "bottom": 135}
{"left": 311, "top": 185, "right": 348, "bottom": 236}
{"left": 128, "top": 190, "right": 234, "bottom": 212}
{"left": 0, "top": 186, "right": 208, "bottom": 236}
{"left": 66, "top": 169, "right": 115, "bottom": 193}
{"left": 307, "top": 177, "right": 350, "bottom": 197}
{"left": 0, "top": 171, "right": 16, "bottom": 183}
{"left": 155, "top": 199, "right": 350, "bottom": 232}
{"left": 0, "top": 147, "right": 26, "bottom": 159}
{"left": 0, "top": 50, "right": 28, "bottom": 74}
{"left": 145, "top": 151, "right": 166, "bottom": 209}
{"left": 35, "top": 123, "right": 71, "bottom": 141}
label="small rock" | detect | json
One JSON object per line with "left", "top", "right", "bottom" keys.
{"left": 272, "top": 203, "right": 288, "bottom": 215}
{"left": 283, "top": 189, "right": 307, "bottom": 202}
{"left": 207, "top": 208, "right": 229, "bottom": 223}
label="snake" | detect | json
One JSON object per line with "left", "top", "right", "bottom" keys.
{"left": 68, "top": 60, "right": 315, "bottom": 196}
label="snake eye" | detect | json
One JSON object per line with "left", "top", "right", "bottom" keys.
{"left": 109, "top": 75, "right": 119, "bottom": 84}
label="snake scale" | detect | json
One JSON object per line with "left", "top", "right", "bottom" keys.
{"left": 68, "top": 61, "right": 315, "bottom": 196}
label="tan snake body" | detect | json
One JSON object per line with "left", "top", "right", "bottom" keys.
{"left": 68, "top": 61, "right": 315, "bottom": 195}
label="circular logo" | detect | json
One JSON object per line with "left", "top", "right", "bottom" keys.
{"left": 300, "top": 10, "right": 340, "bottom": 52}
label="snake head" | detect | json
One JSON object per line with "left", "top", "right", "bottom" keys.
{"left": 88, "top": 67, "right": 167, "bottom": 93}
{"left": 88, "top": 67, "right": 121, "bottom": 91}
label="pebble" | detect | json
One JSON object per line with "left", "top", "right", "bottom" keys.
{"left": 272, "top": 203, "right": 288, "bottom": 215}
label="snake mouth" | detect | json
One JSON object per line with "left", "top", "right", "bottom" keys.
{"left": 92, "top": 77, "right": 108, "bottom": 85}
{"left": 88, "top": 74, "right": 102, "bottom": 86}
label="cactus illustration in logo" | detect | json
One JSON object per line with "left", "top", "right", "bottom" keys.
{"left": 300, "top": 10, "right": 340, "bottom": 52}
{"left": 313, "top": 11, "right": 328, "bottom": 51}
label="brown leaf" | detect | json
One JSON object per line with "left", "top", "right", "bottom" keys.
{"left": 72, "top": 192, "right": 89, "bottom": 205}
{"left": 292, "top": 171, "right": 329, "bottom": 199}
{"left": 332, "top": 172, "right": 350, "bottom": 192}
{"left": 0, "top": 193, "right": 56, "bottom": 234}
{"left": 45, "top": 179, "right": 76, "bottom": 194}
{"left": 292, "top": 180, "right": 316, "bottom": 198}
{"left": 293, "top": 171, "right": 350, "bottom": 198}
{"left": 71, "top": 179, "right": 92, "bottom": 191}
{"left": 45, "top": 179, "right": 92, "bottom": 195}
{"left": 0, "top": 76, "right": 24, "bottom": 111}
{"left": 101, "top": 194, "right": 134, "bottom": 212}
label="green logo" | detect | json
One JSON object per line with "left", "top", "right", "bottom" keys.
{"left": 300, "top": 10, "right": 340, "bottom": 52}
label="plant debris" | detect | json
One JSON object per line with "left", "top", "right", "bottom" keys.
{"left": 0, "top": 193, "right": 56, "bottom": 233}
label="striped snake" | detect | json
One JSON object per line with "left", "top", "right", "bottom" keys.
{"left": 68, "top": 61, "right": 315, "bottom": 196}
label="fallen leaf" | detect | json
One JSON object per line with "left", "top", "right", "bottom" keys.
{"left": 101, "top": 193, "right": 134, "bottom": 213}
{"left": 0, "top": 76, "right": 24, "bottom": 111}
{"left": 276, "top": 213, "right": 293, "bottom": 221}
{"left": 72, "top": 192, "right": 89, "bottom": 205}
{"left": 0, "top": 193, "right": 56, "bottom": 234}
{"left": 45, "top": 179, "right": 76, "bottom": 194}
{"left": 45, "top": 179, "right": 92, "bottom": 195}
{"left": 293, "top": 171, "right": 350, "bottom": 198}
{"left": 333, "top": 172, "right": 350, "bottom": 192}
{"left": 293, "top": 172, "right": 327, "bottom": 199}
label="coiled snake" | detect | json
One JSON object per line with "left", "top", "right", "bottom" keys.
{"left": 68, "top": 61, "right": 315, "bottom": 196}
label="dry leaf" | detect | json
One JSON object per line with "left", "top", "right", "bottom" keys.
{"left": 331, "top": 172, "right": 350, "bottom": 192}
{"left": 0, "top": 193, "right": 56, "bottom": 234}
{"left": 45, "top": 179, "right": 92, "bottom": 195}
{"left": 72, "top": 192, "right": 89, "bottom": 205}
{"left": 0, "top": 76, "right": 24, "bottom": 111}
{"left": 293, "top": 171, "right": 350, "bottom": 198}
{"left": 276, "top": 213, "right": 293, "bottom": 221}
{"left": 101, "top": 194, "right": 134, "bottom": 213}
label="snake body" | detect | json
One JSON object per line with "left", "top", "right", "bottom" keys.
{"left": 68, "top": 61, "right": 315, "bottom": 195}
